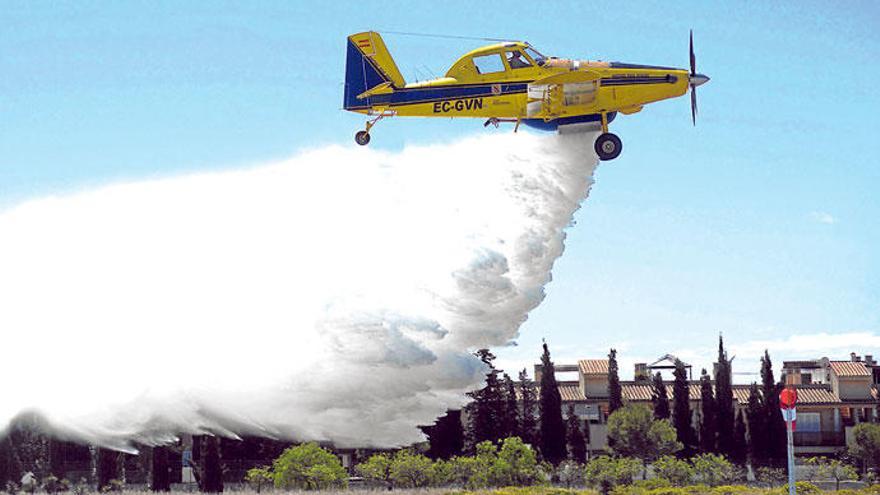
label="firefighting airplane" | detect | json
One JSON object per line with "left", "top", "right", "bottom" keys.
{"left": 343, "top": 31, "right": 709, "bottom": 161}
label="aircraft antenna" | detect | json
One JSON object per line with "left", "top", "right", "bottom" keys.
{"left": 379, "top": 30, "right": 511, "bottom": 43}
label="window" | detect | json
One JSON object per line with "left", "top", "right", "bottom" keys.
{"left": 526, "top": 47, "right": 547, "bottom": 66}
{"left": 473, "top": 54, "right": 505, "bottom": 74}
{"left": 798, "top": 412, "right": 821, "bottom": 432}
{"left": 506, "top": 50, "right": 532, "bottom": 69}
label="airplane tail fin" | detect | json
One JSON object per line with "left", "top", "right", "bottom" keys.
{"left": 343, "top": 31, "right": 406, "bottom": 110}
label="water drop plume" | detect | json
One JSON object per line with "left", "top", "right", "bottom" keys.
{"left": 0, "top": 131, "right": 599, "bottom": 451}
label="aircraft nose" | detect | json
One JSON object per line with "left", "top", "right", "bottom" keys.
{"left": 689, "top": 73, "right": 710, "bottom": 87}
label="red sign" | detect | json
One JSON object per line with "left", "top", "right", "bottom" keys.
{"left": 779, "top": 388, "right": 797, "bottom": 409}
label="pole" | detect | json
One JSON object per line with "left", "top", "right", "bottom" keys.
{"left": 786, "top": 412, "right": 796, "bottom": 495}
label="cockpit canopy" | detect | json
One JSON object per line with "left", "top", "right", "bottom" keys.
{"left": 444, "top": 42, "right": 547, "bottom": 81}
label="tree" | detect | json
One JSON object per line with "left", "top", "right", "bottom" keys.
{"left": 97, "top": 448, "right": 119, "bottom": 491}
{"left": 422, "top": 410, "right": 464, "bottom": 460}
{"left": 244, "top": 467, "right": 273, "bottom": 493}
{"left": 538, "top": 341, "right": 566, "bottom": 464}
{"left": 715, "top": 335, "right": 735, "bottom": 458}
{"left": 355, "top": 453, "right": 392, "bottom": 488}
{"left": 502, "top": 373, "right": 520, "bottom": 440}
{"left": 652, "top": 372, "right": 671, "bottom": 420}
{"left": 565, "top": 404, "right": 586, "bottom": 463}
{"left": 150, "top": 446, "right": 171, "bottom": 492}
{"left": 466, "top": 349, "right": 506, "bottom": 448}
{"left": 653, "top": 455, "right": 694, "bottom": 486}
{"left": 849, "top": 422, "right": 880, "bottom": 474}
{"left": 746, "top": 382, "right": 767, "bottom": 466}
{"left": 493, "top": 437, "right": 541, "bottom": 486}
{"left": 608, "top": 349, "right": 623, "bottom": 414}
{"left": 518, "top": 369, "right": 539, "bottom": 448}
{"left": 699, "top": 368, "right": 717, "bottom": 453}
{"left": 691, "top": 453, "right": 737, "bottom": 486}
{"left": 815, "top": 457, "right": 858, "bottom": 490}
{"left": 606, "top": 405, "right": 682, "bottom": 463}
{"left": 389, "top": 451, "right": 433, "bottom": 488}
{"left": 731, "top": 409, "right": 748, "bottom": 465}
{"left": 272, "top": 443, "right": 347, "bottom": 490}
{"left": 198, "top": 436, "right": 223, "bottom": 493}
{"left": 761, "top": 350, "right": 787, "bottom": 466}
{"left": 584, "top": 456, "right": 642, "bottom": 495}
{"left": 672, "top": 359, "right": 696, "bottom": 457}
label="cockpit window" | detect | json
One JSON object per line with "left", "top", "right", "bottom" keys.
{"left": 472, "top": 54, "right": 506, "bottom": 74}
{"left": 506, "top": 50, "right": 532, "bottom": 69}
{"left": 525, "top": 47, "right": 547, "bottom": 66}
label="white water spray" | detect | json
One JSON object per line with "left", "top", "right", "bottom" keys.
{"left": 0, "top": 132, "right": 599, "bottom": 450}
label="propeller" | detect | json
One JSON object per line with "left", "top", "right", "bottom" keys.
{"left": 688, "top": 30, "right": 710, "bottom": 126}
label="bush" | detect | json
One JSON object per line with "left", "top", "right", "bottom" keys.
{"left": 690, "top": 454, "right": 736, "bottom": 487}
{"left": 98, "top": 479, "right": 123, "bottom": 493}
{"left": 493, "top": 437, "right": 541, "bottom": 486}
{"left": 755, "top": 467, "right": 786, "bottom": 488}
{"left": 389, "top": 450, "right": 433, "bottom": 488}
{"left": 586, "top": 456, "right": 643, "bottom": 494}
{"left": 781, "top": 482, "right": 821, "bottom": 495}
{"left": 245, "top": 466, "right": 273, "bottom": 493}
{"left": 41, "top": 476, "right": 70, "bottom": 494}
{"left": 271, "top": 442, "right": 347, "bottom": 490}
{"left": 710, "top": 485, "right": 749, "bottom": 495}
{"left": 654, "top": 456, "right": 694, "bottom": 486}
{"left": 557, "top": 460, "right": 585, "bottom": 488}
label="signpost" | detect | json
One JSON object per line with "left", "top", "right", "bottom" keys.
{"left": 780, "top": 388, "right": 798, "bottom": 495}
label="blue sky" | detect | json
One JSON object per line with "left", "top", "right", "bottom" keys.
{"left": 2, "top": 1, "right": 878, "bottom": 381}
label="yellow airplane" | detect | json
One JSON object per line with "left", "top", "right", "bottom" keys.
{"left": 343, "top": 31, "right": 709, "bottom": 161}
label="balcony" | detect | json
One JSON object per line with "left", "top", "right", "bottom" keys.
{"left": 793, "top": 431, "right": 845, "bottom": 447}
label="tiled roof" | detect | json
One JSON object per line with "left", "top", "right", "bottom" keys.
{"left": 579, "top": 359, "right": 609, "bottom": 375}
{"left": 795, "top": 386, "right": 841, "bottom": 404}
{"left": 559, "top": 382, "right": 586, "bottom": 401}
{"left": 829, "top": 361, "right": 871, "bottom": 377}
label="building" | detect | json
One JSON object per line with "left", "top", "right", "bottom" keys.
{"left": 532, "top": 352, "right": 880, "bottom": 456}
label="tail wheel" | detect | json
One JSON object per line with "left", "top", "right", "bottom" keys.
{"left": 595, "top": 133, "right": 622, "bottom": 161}
{"left": 355, "top": 131, "right": 371, "bottom": 146}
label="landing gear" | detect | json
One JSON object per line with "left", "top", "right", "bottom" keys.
{"left": 355, "top": 130, "right": 371, "bottom": 146}
{"left": 594, "top": 112, "right": 622, "bottom": 161}
{"left": 354, "top": 110, "right": 395, "bottom": 146}
{"left": 594, "top": 133, "right": 622, "bottom": 161}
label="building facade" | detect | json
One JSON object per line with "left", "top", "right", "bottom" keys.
{"left": 533, "top": 352, "right": 880, "bottom": 456}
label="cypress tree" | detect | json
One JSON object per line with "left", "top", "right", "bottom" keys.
{"left": 539, "top": 341, "right": 567, "bottom": 464}
{"left": 518, "top": 368, "right": 539, "bottom": 448}
{"left": 672, "top": 359, "right": 696, "bottom": 457}
{"left": 502, "top": 373, "right": 520, "bottom": 439}
{"left": 746, "top": 382, "right": 766, "bottom": 467}
{"left": 0, "top": 436, "right": 13, "bottom": 487}
{"left": 466, "top": 349, "right": 506, "bottom": 448}
{"left": 97, "top": 448, "right": 119, "bottom": 491}
{"left": 715, "top": 335, "right": 735, "bottom": 458}
{"left": 150, "top": 446, "right": 171, "bottom": 492}
{"left": 565, "top": 404, "right": 587, "bottom": 463}
{"left": 761, "top": 350, "right": 787, "bottom": 467}
{"left": 608, "top": 349, "right": 623, "bottom": 413}
{"left": 699, "top": 368, "right": 717, "bottom": 453}
{"left": 199, "top": 436, "right": 223, "bottom": 493}
{"left": 652, "top": 372, "right": 671, "bottom": 420}
{"left": 732, "top": 409, "right": 748, "bottom": 465}
{"left": 421, "top": 409, "right": 464, "bottom": 459}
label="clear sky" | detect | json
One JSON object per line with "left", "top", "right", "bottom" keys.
{"left": 3, "top": 1, "right": 878, "bottom": 382}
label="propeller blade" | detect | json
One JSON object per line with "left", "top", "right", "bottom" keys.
{"left": 691, "top": 88, "right": 697, "bottom": 126}
{"left": 689, "top": 29, "right": 696, "bottom": 75}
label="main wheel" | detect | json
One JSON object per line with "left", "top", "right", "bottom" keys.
{"left": 355, "top": 131, "right": 371, "bottom": 146}
{"left": 594, "top": 133, "right": 622, "bottom": 161}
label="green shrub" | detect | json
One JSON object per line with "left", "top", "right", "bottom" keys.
{"left": 633, "top": 478, "right": 672, "bottom": 490}
{"left": 245, "top": 466, "right": 273, "bottom": 493}
{"left": 389, "top": 450, "right": 433, "bottom": 488}
{"left": 710, "top": 484, "right": 749, "bottom": 495}
{"left": 492, "top": 437, "right": 541, "bottom": 486}
{"left": 780, "top": 482, "right": 821, "bottom": 495}
{"left": 690, "top": 454, "right": 736, "bottom": 487}
{"left": 586, "top": 456, "right": 643, "bottom": 494}
{"left": 271, "top": 442, "right": 347, "bottom": 490}
{"left": 654, "top": 456, "right": 694, "bottom": 487}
